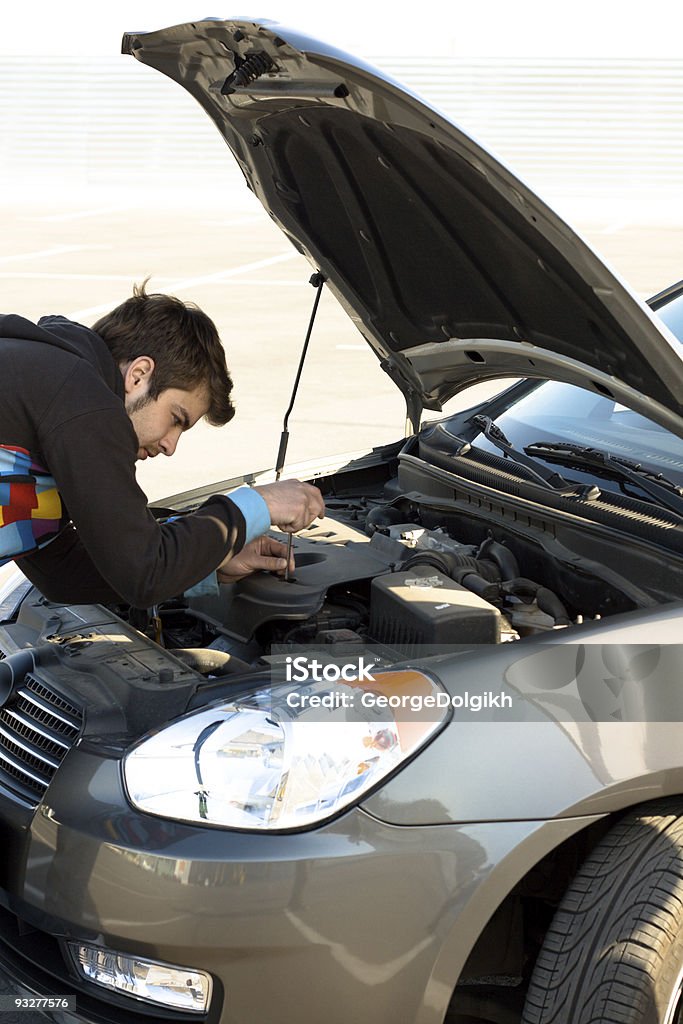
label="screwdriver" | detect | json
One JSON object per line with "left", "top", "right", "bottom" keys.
{"left": 284, "top": 533, "right": 293, "bottom": 582}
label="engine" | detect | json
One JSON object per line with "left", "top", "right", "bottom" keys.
{"left": 151, "top": 501, "right": 582, "bottom": 676}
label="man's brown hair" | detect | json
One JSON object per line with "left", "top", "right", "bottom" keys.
{"left": 93, "top": 281, "right": 235, "bottom": 426}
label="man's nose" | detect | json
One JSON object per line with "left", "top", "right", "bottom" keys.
{"left": 159, "top": 432, "right": 180, "bottom": 457}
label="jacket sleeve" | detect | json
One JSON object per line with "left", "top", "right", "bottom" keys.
{"left": 22, "top": 370, "right": 248, "bottom": 606}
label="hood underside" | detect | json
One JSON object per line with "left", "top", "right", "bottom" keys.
{"left": 123, "top": 19, "right": 683, "bottom": 435}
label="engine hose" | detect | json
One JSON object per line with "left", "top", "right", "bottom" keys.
{"left": 501, "top": 578, "right": 571, "bottom": 626}
{"left": 500, "top": 577, "right": 539, "bottom": 599}
{"left": 535, "top": 587, "right": 572, "bottom": 626}
{"left": 0, "top": 645, "right": 54, "bottom": 706}
{"left": 453, "top": 571, "right": 500, "bottom": 604}
{"left": 477, "top": 538, "right": 520, "bottom": 581}
{"left": 471, "top": 559, "right": 502, "bottom": 582}
{"left": 401, "top": 551, "right": 481, "bottom": 578}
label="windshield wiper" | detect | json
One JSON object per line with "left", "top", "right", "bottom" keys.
{"left": 524, "top": 441, "right": 683, "bottom": 518}
{"left": 471, "top": 415, "right": 572, "bottom": 491}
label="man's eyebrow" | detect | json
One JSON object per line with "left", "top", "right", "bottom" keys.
{"left": 176, "top": 406, "right": 191, "bottom": 430}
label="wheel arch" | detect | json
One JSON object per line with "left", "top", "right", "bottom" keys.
{"left": 428, "top": 787, "right": 683, "bottom": 1024}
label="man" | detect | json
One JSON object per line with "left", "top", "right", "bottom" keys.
{"left": 0, "top": 282, "right": 324, "bottom": 607}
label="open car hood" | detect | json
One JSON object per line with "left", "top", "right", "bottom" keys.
{"left": 123, "top": 19, "right": 683, "bottom": 436}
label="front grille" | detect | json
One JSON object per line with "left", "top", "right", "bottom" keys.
{"left": 0, "top": 672, "right": 83, "bottom": 805}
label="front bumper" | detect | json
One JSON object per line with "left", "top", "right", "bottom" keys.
{"left": 0, "top": 744, "right": 598, "bottom": 1024}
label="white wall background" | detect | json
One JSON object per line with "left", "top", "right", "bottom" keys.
{"left": 2, "top": 1, "right": 682, "bottom": 59}
{"left": 2, "top": 2, "right": 683, "bottom": 219}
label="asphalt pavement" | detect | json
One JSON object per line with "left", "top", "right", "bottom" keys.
{"left": 3, "top": 187, "right": 682, "bottom": 504}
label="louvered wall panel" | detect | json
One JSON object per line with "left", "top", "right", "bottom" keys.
{"left": 1, "top": 55, "right": 682, "bottom": 199}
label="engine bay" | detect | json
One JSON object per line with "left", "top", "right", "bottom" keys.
{"left": 175, "top": 513, "right": 569, "bottom": 661}
{"left": 144, "top": 440, "right": 683, "bottom": 677}
{"left": 3, "top": 441, "right": 681, "bottom": 705}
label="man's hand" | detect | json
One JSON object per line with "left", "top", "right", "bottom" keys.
{"left": 217, "top": 535, "right": 295, "bottom": 585}
{"left": 254, "top": 479, "right": 325, "bottom": 532}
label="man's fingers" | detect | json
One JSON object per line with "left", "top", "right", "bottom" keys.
{"left": 255, "top": 480, "right": 325, "bottom": 532}
{"left": 260, "top": 538, "right": 294, "bottom": 569}
{"left": 261, "top": 537, "right": 288, "bottom": 557}
{"left": 281, "top": 482, "right": 325, "bottom": 532}
{"left": 256, "top": 556, "right": 288, "bottom": 572}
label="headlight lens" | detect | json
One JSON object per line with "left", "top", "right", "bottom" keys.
{"left": 124, "top": 670, "right": 447, "bottom": 830}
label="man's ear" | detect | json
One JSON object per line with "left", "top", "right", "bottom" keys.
{"left": 121, "top": 356, "right": 155, "bottom": 397}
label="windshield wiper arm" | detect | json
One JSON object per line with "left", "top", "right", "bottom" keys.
{"left": 471, "top": 416, "right": 572, "bottom": 491}
{"left": 525, "top": 441, "right": 683, "bottom": 517}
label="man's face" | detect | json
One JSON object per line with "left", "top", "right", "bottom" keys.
{"left": 125, "top": 381, "right": 210, "bottom": 461}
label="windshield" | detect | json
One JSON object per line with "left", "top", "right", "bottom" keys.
{"left": 475, "top": 289, "right": 683, "bottom": 489}
{"left": 654, "top": 286, "right": 683, "bottom": 339}
{"left": 485, "top": 382, "right": 683, "bottom": 484}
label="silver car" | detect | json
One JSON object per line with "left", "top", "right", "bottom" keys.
{"left": 1, "top": 17, "right": 683, "bottom": 1024}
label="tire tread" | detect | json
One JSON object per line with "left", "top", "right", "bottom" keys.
{"left": 522, "top": 802, "right": 683, "bottom": 1024}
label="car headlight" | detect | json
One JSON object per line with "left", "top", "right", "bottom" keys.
{"left": 124, "top": 669, "right": 448, "bottom": 830}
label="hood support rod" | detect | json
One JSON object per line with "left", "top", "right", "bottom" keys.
{"left": 274, "top": 272, "right": 325, "bottom": 480}
{"left": 274, "top": 272, "right": 325, "bottom": 582}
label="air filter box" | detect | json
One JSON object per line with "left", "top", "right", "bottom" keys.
{"left": 370, "top": 564, "right": 500, "bottom": 648}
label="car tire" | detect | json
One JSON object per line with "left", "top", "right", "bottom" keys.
{"left": 521, "top": 801, "right": 683, "bottom": 1024}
